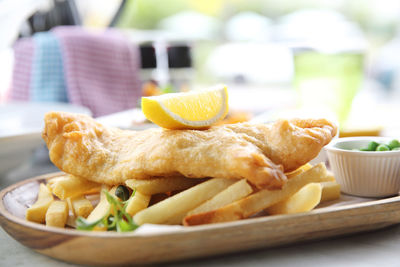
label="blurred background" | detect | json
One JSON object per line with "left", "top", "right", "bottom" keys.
{"left": 2, "top": 0, "right": 400, "bottom": 137}
{"left": 2, "top": 0, "right": 400, "bottom": 182}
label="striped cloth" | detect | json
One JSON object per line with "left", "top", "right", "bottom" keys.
{"left": 53, "top": 26, "right": 141, "bottom": 117}
{"left": 30, "top": 32, "right": 68, "bottom": 102}
{"left": 9, "top": 26, "right": 141, "bottom": 117}
{"left": 9, "top": 37, "right": 34, "bottom": 101}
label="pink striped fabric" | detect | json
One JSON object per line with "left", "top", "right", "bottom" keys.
{"left": 52, "top": 26, "right": 141, "bottom": 117}
{"left": 9, "top": 37, "right": 34, "bottom": 101}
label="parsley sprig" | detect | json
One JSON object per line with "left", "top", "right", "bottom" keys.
{"left": 76, "top": 187, "right": 139, "bottom": 232}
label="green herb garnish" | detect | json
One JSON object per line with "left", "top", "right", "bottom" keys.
{"left": 76, "top": 188, "right": 138, "bottom": 233}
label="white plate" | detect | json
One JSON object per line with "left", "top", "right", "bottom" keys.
{"left": 96, "top": 108, "right": 158, "bottom": 130}
{"left": 1, "top": 173, "right": 400, "bottom": 265}
{"left": 0, "top": 102, "right": 91, "bottom": 176}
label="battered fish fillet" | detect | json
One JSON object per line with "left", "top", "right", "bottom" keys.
{"left": 42, "top": 112, "right": 337, "bottom": 190}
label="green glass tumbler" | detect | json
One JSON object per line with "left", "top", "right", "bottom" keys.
{"left": 293, "top": 51, "right": 364, "bottom": 127}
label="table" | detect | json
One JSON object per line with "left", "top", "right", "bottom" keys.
{"left": 1, "top": 147, "right": 400, "bottom": 267}
{"left": 1, "top": 224, "right": 400, "bottom": 267}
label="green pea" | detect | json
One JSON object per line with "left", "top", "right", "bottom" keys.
{"left": 388, "top": 139, "right": 400, "bottom": 150}
{"left": 367, "top": 141, "right": 379, "bottom": 151}
{"left": 376, "top": 144, "right": 390, "bottom": 151}
{"left": 115, "top": 185, "right": 130, "bottom": 201}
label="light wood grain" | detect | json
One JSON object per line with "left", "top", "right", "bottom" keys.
{"left": 1, "top": 173, "right": 400, "bottom": 266}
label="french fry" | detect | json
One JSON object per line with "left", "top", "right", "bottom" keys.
{"left": 187, "top": 179, "right": 253, "bottom": 216}
{"left": 183, "top": 163, "right": 328, "bottom": 226}
{"left": 26, "top": 183, "right": 54, "bottom": 223}
{"left": 286, "top": 163, "right": 313, "bottom": 178}
{"left": 133, "top": 178, "right": 237, "bottom": 225}
{"left": 125, "top": 177, "right": 205, "bottom": 195}
{"left": 266, "top": 183, "right": 322, "bottom": 215}
{"left": 162, "top": 210, "right": 188, "bottom": 225}
{"left": 86, "top": 186, "right": 116, "bottom": 223}
{"left": 125, "top": 190, "right": 151, "bottom": 216}
{"left": 46, "top": 200, "right": 68, "bottom": 227}
{"left": 325, "top": 170, "right": 336, "bottom": 182}
{"left": 163, "top": 180, "right": 253, "bottom": 225}
{"left": 47, "top": 175, "right": 101, "bottom": 200}
{"left": 164, "top": 180, "right": 253, "bottom": 225}
{"left": 320, "top": 181, "right": 341, "bottom": 202}
{"left": 68, "top": 196, "right": 94, "bottom": 218}
{"left": 66, "top": 214, "right": 77, "bottom": 228}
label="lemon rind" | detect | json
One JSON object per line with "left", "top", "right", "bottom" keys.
{"left": 158, "top": 86, "right": 228, "bottom": 127}
{"left": 142, "top": 85, "right": 229, "bottom": 129}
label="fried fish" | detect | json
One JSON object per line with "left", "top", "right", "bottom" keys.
{"left": 42, "top": 112, "right": 337, "bottom": 190}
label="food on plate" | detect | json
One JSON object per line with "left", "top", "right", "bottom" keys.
{"left": 26, "top": 183, "right": 54, "bottom": 223}
{"left": 67, "top": 196, "right": 94, "bottom": 218}
{"left": 320, "top": 181, "right": 341, "bottom": 202}
{"left": 133, "top": 178, "right": 237, "bottom": 225}
{"left": 86, "top": 186, "right": 115, "bottom": 223}
{"left": 266, "top": 183, "right": 322, "bottom": 215}
{"left": 76, "top": 186, "right": 138, "bottom": 232}
{"left": 141, "top": 85, "right": 229, "bottom": 129}
{"left": 285, "top": 163, "right": 313, "bottom": 178}
{"left": 138, "top": 84, "right": 250, "bottom": 128}
{"left": 47, "top": 175, "right": 101, "bottom": 200}
{"left": 42, "top": 112, "right": 336, "bottom": 190}
{"left": 186, "top": 179, "right": 253, "bottom": 216}
{"left": 45, "top": 200, "right": 68, "bottom": 228}
{"left": 125, "top": 190, "right": 151, "bottom": 216}
{"left": 182, "top": 163, "right": 330, "bottom": 226}
{"left": 26, "top": 162, "right": 340, "bottom": 230}
{"left": 325, "top": 171, "right": 336, "bottom": 182}
{"left": 26, "top": 85, "right": 341, "bottom": 231}
{"left": 216, "top": 110, "right": 253, "bottom": 125}
{"left": 124, "top": 176, "right": 204, "bottom": 195}
{"left": 358, "top": 139, "right": 400, "bottom": 151}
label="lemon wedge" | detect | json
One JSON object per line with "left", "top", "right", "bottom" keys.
{"left": 141, "top": 84, "right": 229, "bottom": 129}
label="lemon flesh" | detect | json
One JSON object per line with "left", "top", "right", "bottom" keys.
{"left": 141, "top": 85, "right": 229, "bottom": 129}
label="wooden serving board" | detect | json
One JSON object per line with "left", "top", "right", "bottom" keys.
{"left": 1, "top": 173, "right": 400, "bottom": 266}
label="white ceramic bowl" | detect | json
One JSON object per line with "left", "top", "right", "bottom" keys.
{"left": 325, "top": 137, "right": 400, "bottom": 197}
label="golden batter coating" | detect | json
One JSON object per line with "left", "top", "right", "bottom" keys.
{"left": 42, "top": 112, "right": 336, "bottom": 190}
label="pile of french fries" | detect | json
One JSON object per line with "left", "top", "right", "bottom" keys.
{"left": 25, "top": 162, "right": 341, "bottom": 229}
